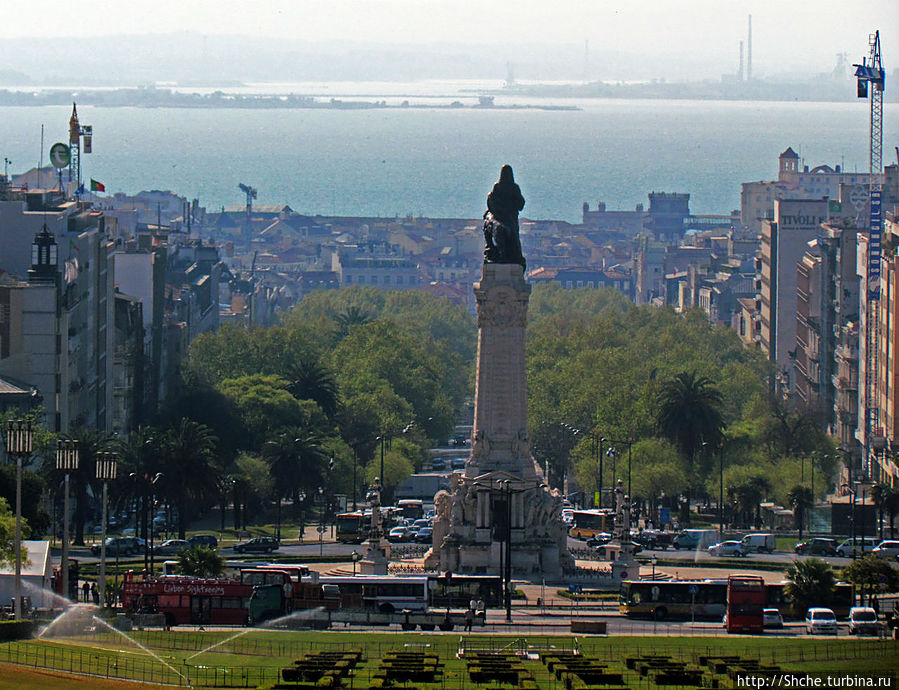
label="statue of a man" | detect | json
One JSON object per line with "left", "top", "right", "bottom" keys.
{"left": 483, "top": 165, "right": 525, "bottom": 268}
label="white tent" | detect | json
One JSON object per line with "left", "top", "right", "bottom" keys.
{"left": 0, "top": 540, "right": 53, "bottom": 608}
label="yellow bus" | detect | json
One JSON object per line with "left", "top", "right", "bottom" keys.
{"left": 567, "top": 509, "right": 615, "bottom": 540}
{"left": 335, "top": 512, "right": 366, "bottom": 544}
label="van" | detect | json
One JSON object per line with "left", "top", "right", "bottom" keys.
{"left": 741, "top": 533, "right": 776, "bottom": 554}
{"left": 805, "top": 607, "right": 838, "bottom": 635}
{"left": 848, "top": 607, "right": 881, "bottom": 635}
{"left": 674, "top": 529, "right": 718, "bottom": 550}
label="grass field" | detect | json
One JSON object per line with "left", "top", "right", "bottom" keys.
{"left": 0, "top": 626, "right": 895, "bottom": 688}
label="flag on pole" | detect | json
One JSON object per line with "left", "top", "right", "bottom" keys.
{"left": 90, "top": 178, "right": 105, "bottom": 192}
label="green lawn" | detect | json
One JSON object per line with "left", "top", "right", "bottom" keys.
{"left": 0, "top": 628, "right": 894, "bottom": 688}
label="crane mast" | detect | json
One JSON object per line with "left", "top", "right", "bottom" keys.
{"left": 854, "top": 30, "right": 885, "bottom": 477}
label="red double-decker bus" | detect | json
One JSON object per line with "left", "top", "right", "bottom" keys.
{"left": 726, "top": 575, "right": 765, "bottom": 634}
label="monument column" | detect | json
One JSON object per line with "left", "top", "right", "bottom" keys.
{"left": 426, "top": 165, "right": 572, "bottom": 579}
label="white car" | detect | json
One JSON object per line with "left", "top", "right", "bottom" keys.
{"left": 763, "top": 608, "right": 784, "bottom": 629}
{"left": 835, "top": 537, "right": 879, "bottom": 558}
{"left": 805, "top": 607, "right": 838, "bottom": 635}
{"left": 848, "top": 607, "right": 881, "bottom": 635}
{"left": 707, "top": 540, "right": 746, "bottom": 557}
{"left": 871, "top": 540, "right": 899, "bottom": 559}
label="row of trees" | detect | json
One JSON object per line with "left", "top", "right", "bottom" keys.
{"left": 6, "top": 282, "right": 896, "bottom": 550}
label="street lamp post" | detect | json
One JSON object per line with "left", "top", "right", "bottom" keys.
{"left": 6, "top": 421, "right": 34, "bottom": 619}
{"left": 130, "top": 471, "right": 163, "bottom": 573}
{"left": 497, "top": 479, "right": 513, "bottom": 623}
{"left": 56, "top": 439, "right": 79, "bottom": 603}
{"left": 351, "top": 551, "right": 359, "bottom": 576}
{"left": 95, "top": 452, "right": 118, "bottom": 608}
{"left": 719, "top": 444, "right": 724, "bottom": 540}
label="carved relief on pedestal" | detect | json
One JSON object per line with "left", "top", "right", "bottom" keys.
{"left": 476, "top": 285, "right": 528, "bottom": 328}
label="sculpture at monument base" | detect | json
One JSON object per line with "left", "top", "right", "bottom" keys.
{"left": 359, "top": 478, "right": 390, "bottom": 575}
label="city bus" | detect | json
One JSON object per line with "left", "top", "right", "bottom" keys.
{"left": 726, "top": 575, "right": 765, "bottom": 633}
{"left": 318, "top": 575, "right": 429, "bottom": 613}
{"left": 568, "top": 509, "right": 615, "bottom": 540}
{"left": 397, "top": 499, "right": 425, "bottom": 520}
{"left": 620, "top": 580, "right": 856, "bottom": 621}
{"left": 335, "top": 512, "right": 367, "bottom": 543}
{"left": 427, "top": 575, "right": 503, "bottom": 608}
{"left": 619, "top": 579, "right": 727, "bottom": 621}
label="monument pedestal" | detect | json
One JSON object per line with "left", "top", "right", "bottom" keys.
{"left": 360, "top": 538, "right": 390, "bottom": 575}
{"left": 428, "top": 260, "right": 573, "bottom": 579}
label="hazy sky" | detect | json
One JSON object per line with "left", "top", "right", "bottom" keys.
{"left": 2, "top": 1, "right": 895, "bottom": 75}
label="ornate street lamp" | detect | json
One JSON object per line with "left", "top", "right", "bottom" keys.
{"left": 96, "top": 452, "right": 118, "bottom": 608}
{"left": 7, "top": 421, "right": 33, "bottom": 618}
{"left": 56, "top": 438, "right": 79, "bottom": 602}
{"left": 351, "top": 550, "right": 360, "bottom": 577}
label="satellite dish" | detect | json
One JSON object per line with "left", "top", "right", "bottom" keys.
{"left": 49, "top": 143, "right": 70, "bottom": 169}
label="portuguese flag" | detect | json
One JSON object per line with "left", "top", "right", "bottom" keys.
{"left": 90, "top": 178, "right": 105, "bottom": 192}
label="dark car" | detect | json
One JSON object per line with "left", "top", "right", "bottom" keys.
{"left": 794, "top": 538, "right": 837, "bottom": 556}
{"left": 90, "top": 536, "right": 142, "bottom": 556}
{"left": 234, "top": 536, "right": 279, "bottom": 554}
{"left": 188, "top": 534, "right": 219, "bottom": 549}
{"left": 153, "top": 539, "right": 191, "bottom": 556}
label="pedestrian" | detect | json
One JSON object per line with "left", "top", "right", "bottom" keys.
{"left": 469, "top": 598, "right": 477, "bottom": 613}
{"left": 82, "top": 581, "right": 90, "bottom": 602}
{"left": 464, "top": 608, "right": 473, "bottom": 632}
{"left": 91, "top": 583, "right": 99, "bottom": 605}
{"left": 476, "top": 599, "right": 485, "bottom": 616}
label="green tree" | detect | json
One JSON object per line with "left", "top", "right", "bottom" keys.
{"left": 0, "top": 466, "right": 49, "bottom": 538}
{"left": 722, "top": 467, "right": 771, "bottom": 528}
{"left": 160, "top": 419, "right": 219, "bottom": 539}
{"left": 116, "top": 426, "right": 164, "bottom": 544}
{"left": 0, "top": 497, "right": 26, "bottom": 567}
{"left": 285, "top": 354, "right": 340, "bottom": 419}
{"left": 177, "top": 545, "right": 225, "bottom": 578}
{"left": 787, "top": 485, "right": 814, "bottom": 540}
{"left": 263, "top": 428, "right": 330, "bottom": 514}
{"left": 869, "top": 483, "right": 895, "bottom": 542}
{"left": 219, "top": 374, "right": 307, "bottom": 449}
{"left": 364, "top": 443, "right": 415, "bottom": 504}
{"left": 841, "top": 554, "right": 899, "bottom": 606}
{"left": 656, "top": 371, "right": 726, "bottom": 470}
{"left": 785, "top": 558, "right": 836, "bottom": 615}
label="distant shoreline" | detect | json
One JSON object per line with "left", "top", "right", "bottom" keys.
{"left": 0, "top": 89, "right": 579, "bottom": 111}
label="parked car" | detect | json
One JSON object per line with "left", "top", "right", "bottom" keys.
{"left": 835, "top": 537, "right": 879, "bottom": 558}
{"left": 741, "top": 533, "right": 776, "bottom": 554}
{"left": 707, "top": 541, "right": 746, "bottom": 557}
{"left": 848, "top": 607, "right": 882, "bottom": 635}
{"left": 871, "top": 540, "right": 899, "bottom": 559}
{"left": 794, "top": 538, "right": 837, "bottom": 556}
{"left": 90, "top": 536, "right": 141, "bottom": 556}
{"left": 414, "top": 526, "right": 433, "bottom": 543}
{"left": 805, "top": 607, "right": 838, "bottom": 635}
{"left": 234, "top": 536, "right": 280, "bottom": 554}
{"left": 431, "top": 458, "right": 446, "bottom": 471}
{"left": 450, "top": 457, "right": 467, "bottom": 470}
{"left": 188, "top": 534, "right": 219, "bottom": 549}
{"left": 153, "top": 539, "right": 190, "bottom": 556}
{"left": 763, "top": 608, "right": 784, "bottom": 629}
{"left": 586, "top": 532, "right": 612, "bottom": 548}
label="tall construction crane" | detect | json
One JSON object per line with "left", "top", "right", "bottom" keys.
{"left": 854, "top": 30, "right": 885, "bottom": 477}
{"left": 238, "top": 182, "right": 257, "bottom": 227}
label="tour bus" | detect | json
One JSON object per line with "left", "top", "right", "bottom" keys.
{"left": 620, "top": 579, "right": 855, "bottom": 621}
{"left": 726, "top": 575, "right": 765, "bottom": 633}
{"left": 568, "top": 509, "right": 615, "bottom": 540}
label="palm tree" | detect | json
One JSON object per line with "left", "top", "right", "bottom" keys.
{"left": 50, "top": 427, "right": 113, "bottom": 546}
{"left": 785, "top": 558, "right": 835, "bottom": 615}
{"left": 656, "top": 371, "right": 725, "bottom": 470}
{"left": 333, "top": 305, "right": 373, "bottom": 338}
{"left": 263, "top": 428, "right": 329, "bottom": 516}
{"left": 787, "top": 484, "right": 814, "bottom": 540}
{"left": 160, "top": 419, "right": 219, "bottom": 539}
{"left": 177, "top": 545, "right": 225, "bottom": 578}
{"left": 285, "top": 355, "right": 340, "bottom": 418}
{"left": 116, "top": 426, "right": 163, "bottom": 548}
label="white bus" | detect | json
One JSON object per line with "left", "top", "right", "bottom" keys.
{"left": 319, "top": 575, "right": 429, "bottom": 613}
